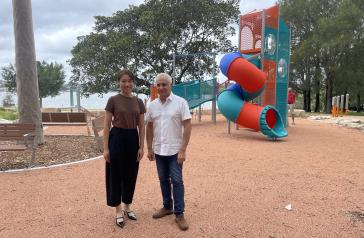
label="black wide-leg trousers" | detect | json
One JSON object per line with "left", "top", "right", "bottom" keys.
{"left": 106, "top": 127, "right": 139, "bottom": 207}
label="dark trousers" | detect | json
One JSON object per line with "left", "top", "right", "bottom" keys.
{"left": 106, "top": 127, "right": 139, "bottom": 207}
{"left": 155, "top": 153, "right": 185, "bottom": 215}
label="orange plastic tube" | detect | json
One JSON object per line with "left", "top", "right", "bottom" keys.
{"left": 227, "top": 57, "right": 266, "bottom": 93}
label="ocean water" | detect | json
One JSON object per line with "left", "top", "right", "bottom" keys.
{"left": 0, "top": 91, "right": 148, "bottom": 110}
{"left": 0, "top": 91, "right": 213, "bottom": 110}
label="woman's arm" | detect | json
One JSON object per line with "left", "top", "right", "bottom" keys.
{"left": 137, "top": 114, "right": 145, "bottom": 161}
{"left": 103, "top": 111, "right": 113, "bottom": 162}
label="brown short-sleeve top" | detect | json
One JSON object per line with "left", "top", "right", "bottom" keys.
{"left": 105, "top": 94, "right": 146, "bottom": 129}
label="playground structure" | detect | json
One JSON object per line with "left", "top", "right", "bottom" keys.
{"left": 150, "top": 78, "right": 217, "bottom": 123}
{"left": 332, "top": 94, "right": 349, "bottom": 117}
{"left": 218, "top": 5, "right": 290, "bottom": 139}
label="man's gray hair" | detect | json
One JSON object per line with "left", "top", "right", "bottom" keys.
{"left": 155, "top": 73, "right": 172, "bottom": 84}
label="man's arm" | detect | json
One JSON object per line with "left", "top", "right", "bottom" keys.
{"left": 146, "top": 121, "right": 155, "bottom": 161}
{"left": 177, "top": 119, "right": 192, "bottom": 164}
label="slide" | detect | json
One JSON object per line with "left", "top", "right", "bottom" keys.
{"left": 172, "top": 79, "right": 216, "bottom": 109}
{"left": 218, "top": 52, "right": 287, "bottom": 139}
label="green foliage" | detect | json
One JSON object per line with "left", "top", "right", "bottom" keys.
{"left": 2, "top": 94, "right": 15, "bottom": 107}
{"left": 69, "top": 0, "right": 239, "bottom": 95}
{"left": 135, "top": 85, "right": 150, "bottom": 95}
{"left": 0, "top": 107, "right": 18, "bottom": 120}
{"left": 1, "top": 61, "right": 65, "bottom": 103}
{"left": 2, "top": 64, "right": 16, "bottom": 92}
{"left": 280, "top": 0, "right": 364, "bottom": 112}
{"left": 37, "top": 61, "right": 66, "bottom": 99}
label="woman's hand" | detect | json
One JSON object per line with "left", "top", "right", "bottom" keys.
{"left": 137, "top": 148, "right": 144, "bottom": 161}
{"left": 103, "top": 149, "right": 110, "bottom": 163}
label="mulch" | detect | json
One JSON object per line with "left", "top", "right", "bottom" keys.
{"left": 0, "top": 135, "right": 101, "bottom": 171}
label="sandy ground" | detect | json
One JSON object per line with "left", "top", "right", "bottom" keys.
{"left": 0, "top": 115, "right": 363, "bottom": 238}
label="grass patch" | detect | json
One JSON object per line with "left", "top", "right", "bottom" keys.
{"left": 0, "top": 107, "right": 18, "bottom": 120}
{"left": 306, "top": 111, "right": 364, "bottom": 117}
{"left": 347, "top": 111, "right": 364, "bottom": 116}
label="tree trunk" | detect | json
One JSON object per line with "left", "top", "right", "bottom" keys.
{"left": 324, "top": 71, "right": 333, "bottom": 114}
{"left": 39, "top": 98, "right": 43, "bottom": 108}
{"left": 314, "top": 91, "right": 320, "bottom": 112}
{"left": 303, "top": 89, "right": 311, "bottom": 112}
{"left": 357, "top": 92, "right": 361, "bottom": 112}
{"left": 314, "top": 60, "right": 321, "bottom": 112}
{"left": 307, "top": 89, "right": 311, "bottom": 112}
{"left": 12, "top": 0, "right": 44, "bottom": 144}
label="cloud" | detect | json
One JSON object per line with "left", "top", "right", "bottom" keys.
{"left": 240, "top": 0, "right": 277, "bottom": 13}
{"left": 36, "top": 24, "right": 92, "bottom": 56}
{"left": 0, "top": 0, "right": 144, "bottom": 76}
{"left": 1, "top": 0, "right": 276, "bottom": 81}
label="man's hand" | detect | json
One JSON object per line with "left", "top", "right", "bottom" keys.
{"left": 137, "top": 148, "right": 144, "bottom": 162}
{"left": 147, "top": 150, "right": 155, "bottom": 161}
{"left": 103, "top": 149, "right": 110, "bottom": 163}
{"left": 177, "top": 149, "right": 186, "bottom": 164}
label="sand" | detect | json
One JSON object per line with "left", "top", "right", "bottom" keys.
{"left": 0, "top": 115, "right": 363, "bottom": 237}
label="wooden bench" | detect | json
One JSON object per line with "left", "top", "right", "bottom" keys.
{"left": 91, "top": 116, "right": 105, "bottom": 152}
{"left": 0, "top": 123, "right": 37, "bottom": 167}
{"left": 42, "top": 112, "right": 88, "bottom": 125}
{"left": 42, "top": 112, "right": 91, "bottom": 135}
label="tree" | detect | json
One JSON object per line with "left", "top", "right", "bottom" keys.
{"left": 12, "top": 0, "right": 43, "bottom": 144}
{"left": 280, "top": 0, "right": 341, "bottom": 112}
{"left": 2, "top": 94, "right": 15, "bottom": 107}
{"left": 2, "top": 61, "right": 66, "bottom": 107}
{"left": 69, "top": 0, "right": 239, "bottom": 95}
{"left": 316, "top": 0, "right": 364, "bottom": 112}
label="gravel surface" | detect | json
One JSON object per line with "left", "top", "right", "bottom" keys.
{"left": 0, "top": 115, "right": 363, "bottom": 237}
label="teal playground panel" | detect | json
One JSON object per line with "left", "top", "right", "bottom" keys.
{"left": 172, "top": 79, "right": 216, "bottom": 109}
{"left": 275, "top": 18, "right": 291, "bottom": 127}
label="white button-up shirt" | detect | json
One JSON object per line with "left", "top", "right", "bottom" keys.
{"left": 146, "top": 93, "right": 191, "bottom": 156}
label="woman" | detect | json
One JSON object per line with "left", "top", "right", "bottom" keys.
{"left": 103, "top": 69, "right": 146, "bottom": 228}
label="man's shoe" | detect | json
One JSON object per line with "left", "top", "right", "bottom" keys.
{"left": 175, "top": 214, "right": 189, "bottom": 231}
{"left": 152, "top": 208, "right": 173, "bottom": 219}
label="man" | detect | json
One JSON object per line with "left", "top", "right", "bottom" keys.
{"left": 146, "top": 73, "right": 192, "bottom": 231}
{"left": 287, "top": 87, "right": 296, "bottom": 125}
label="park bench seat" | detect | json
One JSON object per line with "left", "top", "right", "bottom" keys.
{"left": 42, "top": 112, "right": 88, "bottom": 124}
{"left": 0, "top": 123, "right": 37, "bottom": 167}
{"left": 91, "top": 116, "right": 104, "bottom": 152}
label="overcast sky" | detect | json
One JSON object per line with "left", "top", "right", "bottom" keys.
{"left": 1, "top": 0, "right": 276, "bottom": 80}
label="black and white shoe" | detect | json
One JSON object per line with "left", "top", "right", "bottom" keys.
{"left": 115, "top": 213, "right": 125, "bottom": 228}
{"left": 125, "top": 210, "right": 137, "bottom": 220}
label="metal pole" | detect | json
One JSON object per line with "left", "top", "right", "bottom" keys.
{"left": 345, "top": 93, "right": 349, "bottom": 114}
{"left": 332, "top": 96, "right": 336, "bottom": 117}
{"left": 212, "top": 78, "right": 217, "bottom": 124}
{"left": 198, "top": 105, "right": 202, "bottom": 122}
{"left": 76, "top": 88, "right": 81, "bottom": 112}
{"left": 172, "top": 53, "right": 176, "bottom": 85}
{"left": 70, "top": 88, "right": 74, "bottom": 112}
{"left": 258, "top": 9, "right": 266, "bottom": 106}
{"left": 212, "top": 55, "right": 217, "bottom": 124}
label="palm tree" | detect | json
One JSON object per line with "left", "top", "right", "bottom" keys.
{"left": 12, "top": 0, "right": 44, "bottom": 144}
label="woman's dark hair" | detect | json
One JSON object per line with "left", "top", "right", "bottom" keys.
{"left": 117, "top": 69, "right": 135, "bottom": 82}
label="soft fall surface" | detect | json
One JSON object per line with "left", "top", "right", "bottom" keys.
{"left": 0, "top": 115, "right": 363, "bottom": 238}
